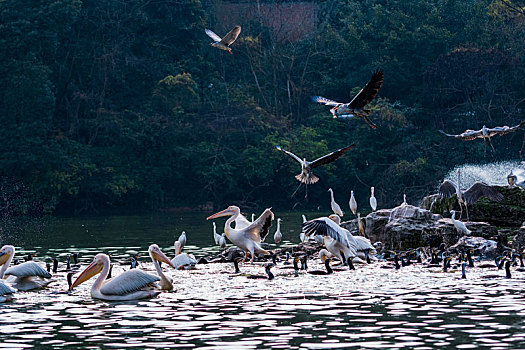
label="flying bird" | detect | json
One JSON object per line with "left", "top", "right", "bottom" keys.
{"left": 439, "top": 121, "right": 525, "bottom": 151}
{"left": 439, "top": 169, "right": 503, "bottom": 219}
{"left": 275, "top": 144, "right": 356, "bottom": 198}
{"left": 312, "top": 70, "right": 384, "bottom": 129}
{"left": 205, "top": 25, "right": 241, "bottom": 54}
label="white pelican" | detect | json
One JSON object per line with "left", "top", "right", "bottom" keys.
{"left": 369, "top": 187, "right": 377, "bottom": 211}
{"left": 70, "top": 253, "right": 162, "bottom": 301}
{"left": 439, "top": 169, "right": 503, "bottom": 219}
{"left": 302, "top": 217, "right": 358, "bottom": 264}
{"left": 0, "top": 245, "right": 52, "bottom": 291}
{"left": 275, "top": 144, "right": 356, "bottom": 185}
{"left": 177, "top": 231, "right": 187, "bottom": 251}
{"left": 171, "top": 241, "right": 197, "bottom": 270}
{"left": 148, "top": 244, "right": 175, "bottom": 291}
{"left": 205, "top": 25, "right": 241, "bottom": 54}
{"left": 328, "top": 188, "right": 344, "bottom": 216}
{"left": 0, "top": 281, "right": 14, "bottom": 302}
{"left": 349, "top": 190, "right": 357, "bottom": 215}
{"left": 328, "top": 215, "right": 377, "bottom": 263}
{"left": 312, "top": 70, "right": 384, "bottom": 129}
{"left": 450, "top": 210, "right": 471, "bottom": 236}
{"left": 439, "top": 120, "right": 525, "bottom": 151}
{"left": 274, "top": 218, "right": 283, "bottom": 243}
{"left": 213, "top": 222, "right": 221, "bottom": 245}
{"left": 207, "top": 206, "right": 273, "bottom": 263}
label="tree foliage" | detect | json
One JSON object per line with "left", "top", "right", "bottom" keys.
{"left": 0, "top": 0, "right": 524, "bottom": 215}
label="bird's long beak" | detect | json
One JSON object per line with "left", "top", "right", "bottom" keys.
{"left": 207, "top": 208, "right": 233, "bottom": 220}
{"left": 0, "top": 252, "right": 10, "bottom": 266}
{"left": 152, "top": 249, "right": 175, "bottom": 268}
{"left": 70, "top": 260, "right": 103, "bottom": 291}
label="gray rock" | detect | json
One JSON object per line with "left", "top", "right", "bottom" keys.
{"left": 450, "top": 236, "right": 498, "bottom": 259}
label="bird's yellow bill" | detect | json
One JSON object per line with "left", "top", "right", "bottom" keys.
{"left": 206, "top": 208, "right": 232, "bottom": 220}
{"left": 151, "top": 249, "right": 174, "bottom": 268}
{"left": 70, "top": 260, "right": 103, "bottom": 291}
{"left": 0, "top": 252, "right": 10, "bottom": 266}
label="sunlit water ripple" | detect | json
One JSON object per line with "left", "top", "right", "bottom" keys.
{"left": 1, "top": 214, "right": 524, "bottom": 348}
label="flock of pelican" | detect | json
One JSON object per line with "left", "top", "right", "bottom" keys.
{"left": 1, "top": 25, "right": 523, "bottom": 304}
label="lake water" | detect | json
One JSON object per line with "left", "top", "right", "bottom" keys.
{"left": 0, "top": 212, "right": 524, "bottom": 349}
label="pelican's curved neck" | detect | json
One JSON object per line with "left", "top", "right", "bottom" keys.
{"left": 0, "top": 253, "right": 13, "bottom": 279}
{"left": 92, "top": 259, "right": 110, "bottom": 293}
{"left": 224, "top": 208, "right": 239, "bottom": 236}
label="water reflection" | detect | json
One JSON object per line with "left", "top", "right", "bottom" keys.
{"left": 0, "top": 214, "right": 524, "bottom": 348}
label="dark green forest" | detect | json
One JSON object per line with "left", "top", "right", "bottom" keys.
{"left": 1, "top": 0, "right": 524, "bottom": 215}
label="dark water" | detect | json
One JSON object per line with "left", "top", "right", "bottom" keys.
{"left": 0, "top": 213, "right": 524, "bottom": 349}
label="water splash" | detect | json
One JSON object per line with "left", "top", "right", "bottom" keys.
{"left": 443, "top": 160, "right": 524, "bottom": 188}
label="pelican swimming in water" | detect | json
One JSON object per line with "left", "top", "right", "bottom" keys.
{"left": 205, "top": 25, "right": 241, "bottom": 54}
{"left": 369, "top": 187, "right": 377, "bottom": 211}
{"left": 439, "top": 120, "right": 525, "bottom": 152}
{"left": 349, "top": 190, "right": 357, "bottom": 215}
{"left": 274, "top": 218, "right": 283, "bottom": 243}
{"left": 148, "top": 244, "right": 175, "bottom": 291}
{"left": 312, "top": 70, "right": 384, "bottom": 129}
{"left": 0, "top": 245, "right": 52, "bottom": 291}
{"left": 207, "top": 206, "right": 273, "bottom": 263}
{"left": 450, "top": 210, "right": 471, "bottom": 236}
{"left": 0, "top": 281, "right": 15, "bottom": 302}
{"left": 171, "top": 241, "right": 197, "bottom": 270}
{"left": 275, "top": 144, "right": 357, "bottom": 197}
{"left": 328, "top": 188, "right": 344, "bottom": 216}
{"left": 70, "top": 253, "right": 162, "bottom": 301}
{"left": 439, "top": 169, "right": 503, "bottom": 219}
{"left": 328, "top": 215, "right": 377, "bottom": 263}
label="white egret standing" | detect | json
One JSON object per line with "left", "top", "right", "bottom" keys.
{"left": 177, "top": 231, "right": 187, "bottom": 251}
{"left": 328, "top": 188, "right": 344, "bottom": 216}
{"left": 207, "top": 206, "right": 273, "bottom": 263}
{"left": 369, "top": 187, "right": 377, "bottom": 211}
{"left": 219, "top": 234, "right": 227, "bottom": 248}
{"left": 349, "top": 190, "right": 357, "bottom": 215}
{"left": 450, "top": 210, "right": 471, "bottom": 236}
{"left": 213, "top": 222, "right": 221, "bottom": 245}
{"left": 274, "top": 218, "right": 283, "bottom": 243}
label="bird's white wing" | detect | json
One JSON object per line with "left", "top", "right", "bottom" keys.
{"left": 171, "top": 254, "right": 197, "bottom": 269}
{"left": 311, "top": 96, "right": 341, "bottom": 106}
{"left": 205, "top": 29, "right": 222, "bottom": 42}
{"left": 353, "top": 235, "right": 375, "bottom": 252}
{"left": 302, "top": 218, "right": 352, "bottom": 248}
{"left": 5, "top": 262, "right": 51, "bottom": 279}
{"left": 276, "top": 145, "right": 303, "bottom": 164}
{"left": 0, "top": 281, "right": 15, "bottom": 295}
{"left": 100, "top": 270, "right": 159, "bottom": 296}
{"left": 234, "top": 214, "right": 252, "bottom": 229}
{"left": 244, "top": 208, "right": 274, "bottom": 242}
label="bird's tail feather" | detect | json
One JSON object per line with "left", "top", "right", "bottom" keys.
{"left": 295, "top": 173, "right": 319, "bottom": 185}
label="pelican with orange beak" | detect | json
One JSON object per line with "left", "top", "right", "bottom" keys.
{"left": 207, "top": 206, "right": 274, "bottom": 263}
{"left": 69, "top": 253, "right": 168, "bottom": 301}
{"left": 0, "top": 245, "right": 52, "bottom": 291}
{"left": 148, "top": 244, "right": 176, "bottom": 291}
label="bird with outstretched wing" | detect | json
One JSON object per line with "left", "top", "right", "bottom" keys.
{"left": 205, "top": 25, "right": 241, "bottom": 54}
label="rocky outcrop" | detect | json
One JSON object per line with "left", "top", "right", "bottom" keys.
{"left": 340, "top": 204, "right": 500, "bottom": 251}
{"left": 421, "top": 186, "right": 525, "bottom": 227}
{"left": 511, "top": 223, "right": 525, "bottom": 252}
{"left": 449, "top": 236, "right": 498, "bottom": 259}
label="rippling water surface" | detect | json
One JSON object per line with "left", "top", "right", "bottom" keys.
{"left": 1, "top": 213, "right": 524, "bottom": 349}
